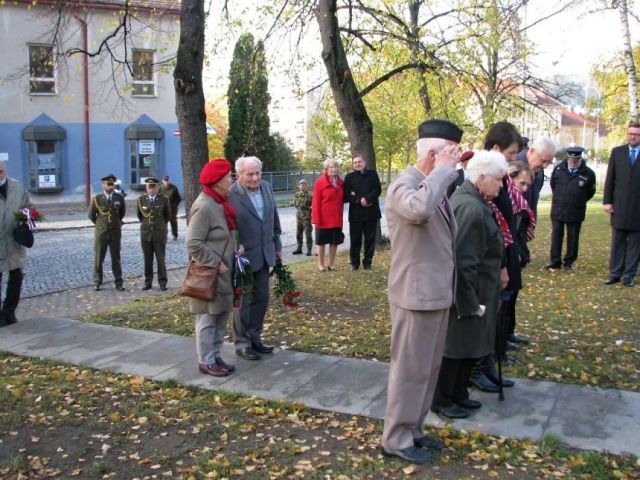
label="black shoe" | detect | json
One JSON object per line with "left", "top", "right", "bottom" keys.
{"left": 506, "top": 341, "right": 520, "bottom": 351}
{"left": 306, "top": 251, "right": 312, "bottom": 256}
{"left": 454, "top": 398, "right": 482, "bottom": 409}
{"left": 508, "top": 334, "right": 530, "bottom": 345}
{"left": 624, "top": 278, "right": 635, "bottom": 287}
{"left": 430, "top": 404, "right": 469, "bottom": 419}
{"left": 236, "top": 346, "right": 261, "bottom": 361}
{"left": 115, "top": 285, "right": 126, "bottom": 292}
{"left": 413, "top": 435, "right": 444, "bottom": 450}
{"left": 564, "top": 264, "right": 574, "bottom": 271}
{"left": 142, "top": 284, "right": 152, "bottom": 290}
{"left": 292, "top": 247, "right": 303, "bottom": 255}
{"left": 3, "top": 312, "right": 17, "bottom": 325}
{"left": 500, "top": 354, "right": 516, "bottom": 367}
{"left": 0, "top": 316, "right": 7, "bottom": 328}
{"left": 351, "top": 265, "right": 359, "bottom": 271}
{"left": 94, "top": 284, "right": 101, "bottom": 291}
{"left": 604, "top": 277, "right": 620, "bottom": 285}
{"left": 485, "top": 367, "right": 515, "bottom": 388}
{"left": 469, "top": 371, "right": 500, "bottom": 393}
{"left": 544, "top": 262, "right": 561, "bottom": 270}
{"left": 381, "top": 445, "right": 432, "bottom": 464}
{"left": 160, "top": 285, "right": 168, "bottom": 291}
{"left": 363, "top": 264, "right": 372, "bottom": 270}
{"left": 173, "top": 236, "right": 178, "bottom": 241}
{"left": 251, "top": 342, "right": 274, "bottom": 354}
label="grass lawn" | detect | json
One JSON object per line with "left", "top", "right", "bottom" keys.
{"left": 78, "top": 202, "right": 639, "bottom": 392}
{"left": 2, "top": 353, "right": 638, "bottom": 479}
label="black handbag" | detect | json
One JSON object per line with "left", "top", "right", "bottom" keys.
{"left": 13, "top": 223, "right": 34, "bottom": 248}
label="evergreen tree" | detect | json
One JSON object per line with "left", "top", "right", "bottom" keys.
{"left": 225, "top": 34, "right": 284, "bottom": 170}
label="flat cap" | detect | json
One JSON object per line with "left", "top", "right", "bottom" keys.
{"left": 101, "top": 174, "right": 117, "bottom": 183}
{"left": 418, "top": 119, "right": 463, "bottom": 143}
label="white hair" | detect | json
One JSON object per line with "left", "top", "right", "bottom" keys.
{"left": 322, "top": 158, "right": 340, "bottom": 171}
{"left": 235, "top": 156, "right": 262, "bottom": 174}
{"left": 466, "top": 150, "right": 508, "bottom": 183}
{"left": 531, "top": 136, "right": 556, "bottom": 154}
{"left": 416, "top": 138, "right": 447, "bottom": 162}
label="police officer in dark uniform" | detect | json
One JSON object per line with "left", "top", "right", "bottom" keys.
{"left": 546, "top": 146, "right": 596, "bottom": 271}
{"left": 292, "top": 179, "right": 313, "bottom": 256}
{"left": 159, "top": 175, "right": 182, "bottom": 240}
{"left": 89, "top": 174, "right": 126, "bottom": 291}
{"left": 137, "top": 177, "right": 172, "bottom": 290}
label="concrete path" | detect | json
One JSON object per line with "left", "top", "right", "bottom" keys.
{"left": 1, "top": 316, "right": 638, "bottom": 458}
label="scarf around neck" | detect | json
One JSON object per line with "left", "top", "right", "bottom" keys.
{"left": 477, "top": 186, "right": 513, "bottom": 249}
{"left": 505, "top": 174, "right": 536, "bottom": 241}
{"left": 202, "top": 185, "right": 236, "bottom": 231}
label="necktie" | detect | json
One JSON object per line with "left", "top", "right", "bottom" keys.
{"left": 569, "top": 168, "right": 575, "bottom": 174}
{"left": 107, "top": 195, "right": 112, "bottom": 205}
{"left": 631, "top": 149, "right": 637, "bottom": 166}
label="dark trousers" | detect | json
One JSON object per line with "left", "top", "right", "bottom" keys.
{"left": 233, "top": 265, "right": 270, "bottom": 347}
{"left": 609, "top": 228, "right": 640, "bottom": 281}
{"left": 550, "top": 219, "right": 582, "bottom": 266}
{"left": 142, "top": 239, "right": 167, "bottom": 286}
{"left": 0, "top": 269, "right": 23, "bottom": 320}
{"left": 433, "top": 357, "right": 475, "bottom": 407}
{"left": 94, "top": 233, "right": 122, "bottom": 286}
{"left": 169, "top": 212, "right": 179, "bottom": 238}
{"left": 349, "top": 219, "right": 377, "bottom": 267}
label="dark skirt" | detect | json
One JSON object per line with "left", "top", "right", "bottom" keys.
{"left": 315, "top": 227, "right": 344, "bottom": 246}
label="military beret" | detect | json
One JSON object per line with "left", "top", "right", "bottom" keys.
{"left": 145, "top": 177, "right": 160, "bottom": 185}
{"left": 566, "top": 146, "right": 584, "bottom": 157}
{"left": 418, "top": 119, "right": 463, "bottom": 143}
{"left": 101, "top": 174, "right": 117, "bottom": 183}
{"left": 460, "top": 151, "right": 475, "bottom": 163}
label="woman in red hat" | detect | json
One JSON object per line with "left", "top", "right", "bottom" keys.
{"left": 186, "top": 158, "right": 238, "bottom": 377}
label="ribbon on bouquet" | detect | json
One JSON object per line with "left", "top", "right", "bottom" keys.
{"left": 19, "top": 208, "right": 37, "bottom": 231}
{"left": 235, "top": 251, "right": 250, "bottom": 274}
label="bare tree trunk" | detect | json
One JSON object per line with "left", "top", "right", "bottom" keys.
{"left": 174, "top": 0, "right": 208, "bottom": 218}
{"left": 315, "top": 0, "right": 376, "bottom": 171}
{"left": 617, "top": 0, "right": 639, "bottom": 122}
{"left": 408, "top": 0, "right": 431, "bottom": 116}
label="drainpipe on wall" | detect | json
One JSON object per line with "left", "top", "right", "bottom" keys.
{"left": 73, "top": 13, "right": 91, "bottom": 206}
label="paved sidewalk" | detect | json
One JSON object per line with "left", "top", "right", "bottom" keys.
{"left": 1, "top": 316, "right": 638, "bottom": 457}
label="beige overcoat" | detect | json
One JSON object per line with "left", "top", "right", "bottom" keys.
{"left": 385, "top": 165, "right": 459, "bottom": 310}
{"left": 186, "top": 192, "right": 237, "bottom": 314}
{"left": 0, "top": 178, "right": 32, "bottom": 272}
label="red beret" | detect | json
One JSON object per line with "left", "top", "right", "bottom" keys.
{"left": 199, "top": 158, "right": 231, "bottom": 186}
{"left": 460, "top": 150, "right": 474, "bottom": 163}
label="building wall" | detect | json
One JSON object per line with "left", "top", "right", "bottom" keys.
{"left": 0, "top": 3, "right": 182, "bottom": 202}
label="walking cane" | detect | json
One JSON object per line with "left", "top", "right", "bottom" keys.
{"left": 496, "top": 296, "right": 508, "bottom": 402}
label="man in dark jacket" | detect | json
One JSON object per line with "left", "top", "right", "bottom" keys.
{"left": 516, "top": 136, "right": 556, "bottom": 216}
{"left": 137, "top": 177, "right": 172, "bottom": 290}
{"left": 546, "top": 147, "right": 596, "bottom": 271}
{"left": 603, "top": 123, "right": 640, "bottom": 287}
{"left": 159, "top": 175, "right": 182, "bottom": 240}
{"left": 343, "top": 154, "right": 382, "bottom": 270}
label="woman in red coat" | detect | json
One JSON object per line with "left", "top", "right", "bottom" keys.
{"left": 312, "top": 158, "right": 344, "bottom": 271}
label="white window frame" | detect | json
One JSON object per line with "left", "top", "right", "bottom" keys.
{"left": 132, "top": 49, "right": 156, "bottom": 97}
{"left": 28, "top": 43, "right": 56, "bottom": 95}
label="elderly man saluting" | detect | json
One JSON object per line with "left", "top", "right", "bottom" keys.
{"left": 228, "top": 156, "right": 282, "bottom": 361}
{"left": 381, "top": 119, "right": 462, "bottom": 464}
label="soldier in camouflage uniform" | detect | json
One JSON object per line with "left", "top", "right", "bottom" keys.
{"left": 88, "top": 174, "right": 126, "bottom": 291}
{"left": 292, "top": 179, "right": 313, "bottom": 256}
{"left": 136, "top": 177, "right": 172, "bottom": 290}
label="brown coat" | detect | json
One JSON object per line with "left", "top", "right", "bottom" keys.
{"left": 186, "top": 192, "right": 237, "bottom": 315}
{"left": 385, "top": 165, "right": 458, "bottom": 311}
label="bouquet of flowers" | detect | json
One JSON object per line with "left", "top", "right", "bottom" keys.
{"left": 232, "top": 250, "right": 253, "bottom": 308}
{"left": 15, "top": 207, "right": 45, "bottom": 230}
{"left": 271, "top": 258, "right": 300, "bottom": 308}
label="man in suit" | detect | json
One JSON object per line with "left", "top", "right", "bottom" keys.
{"left": 137, "top": 177, "right": 171, "bottom": 290}
{"left": 228, "top": 156, "right": 282, "bottom": 361}
{"left": 516, "top": 136, "right": 556, "bottom": 216}
{"left": 603, "top": 122, "right": 640, "bottom": 287}
{"left": 381, "top": 119, "right": 462, "bottom": 465}
{"left": 343, "top": 154, "right": 382, "bottom": 270}
{"left": 0, "top": 160, "right": 32, "bottom": 327}
{"left": 159, "top": 175, "right": 182, "bottom": 240}
{"left": 546, "top": 147, "right": 596, "bottom": 271}
{"left": 88, "top": 174, "right": 126, "bottom": 291}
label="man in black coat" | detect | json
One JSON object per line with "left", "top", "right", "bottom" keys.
{"left": 603, "top": 123, "right": 640, "bottom": 287}
{"left": 343, "top": 154, "right": 382, "bottom": 270}
{"left": 546, "top": 147, "right": 596, "bottom": 271}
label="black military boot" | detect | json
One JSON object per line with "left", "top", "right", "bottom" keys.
{"left": 306, "top": 248, "right": 313, "bottom": 256}
{"left": 292, "top": 246, "right": 303, "bottom": 255}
